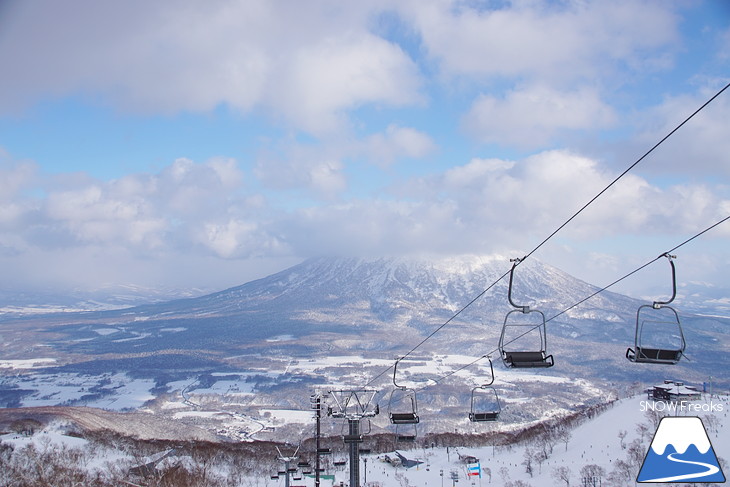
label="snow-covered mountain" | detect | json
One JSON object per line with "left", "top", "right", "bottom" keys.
{"left": 3, "top": 255, "right": 727, "bottom": 376}
{"left": 0, "top": 255, "right": 730, "bottom": 412}
{"left": 124, "top": 254, "right": 638, "bottom": 330}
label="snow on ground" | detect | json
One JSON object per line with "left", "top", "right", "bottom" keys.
{"left": 1, "top": 425, "right": 88, "bottom": 451}
{"left": 260, "top": 408, "right": 314, "bottom": 425}
{"left": 92, "top": 327, "right": 120, "bottom": 336}
{"left": 11, "top": 372, "right": 156, "bottom": 410}
{"left": 0, "top": 358, "right": 57, "bottom": 369}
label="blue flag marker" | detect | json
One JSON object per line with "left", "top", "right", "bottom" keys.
{"left": 637, "top": 416, "right": 725, "bottom": 483}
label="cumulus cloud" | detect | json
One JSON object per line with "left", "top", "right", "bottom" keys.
{"left": 462, "top": 84, "right": 617, "bottom": 148}
{"left": 364, "top": 124, "right": 437, "bottom": 167}
{"left": 272, "top": 32, "right": 423, "bottom": 134}
{"left": 275, "top": 150, "right": 730, "bottom": 258}
{"left": 628, "top": 83, "right": 730, "bottom": 177}
{"left": 254, "top": 144, "right": 348, "bottom": 199}
{"left": 398, "top": 0, "right": 679, "bottom": 83}
{"left": 0, "top": 0, "right": 422, "bottom": 135}
{"left": 0, "top": 156, "right": 282, "bottom": 260}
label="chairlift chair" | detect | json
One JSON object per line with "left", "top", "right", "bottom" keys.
{"left": 626, "top": 253, "right": 686, "bottom": 365}
{"left": 499, "top": 258, "right": 554, "bottom": 368}
{"left": 388, "top": 358, "right": 420, "bottom": 425}
{"left": 469, "top": 357, "right": 501, "bottom": 422}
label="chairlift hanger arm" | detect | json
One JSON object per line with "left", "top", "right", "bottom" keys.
{"left": 392, "top": 357, "right": 404, "bottom": 389}
{"left": 507, "top": 257, "right": 530, "bottom": 312}
{"left": 653, "top": 253, "right": 677, "bottom": 308}
{"left": 482, "top": 356, "right": 495, "bottom": 387}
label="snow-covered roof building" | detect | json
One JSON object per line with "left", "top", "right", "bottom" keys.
{"left": 649, "top": 380, "right": 701, "bottom": 401}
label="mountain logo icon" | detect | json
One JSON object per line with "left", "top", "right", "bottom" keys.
{"left": 637, "top": 416, "right": 725, "bottom": 483}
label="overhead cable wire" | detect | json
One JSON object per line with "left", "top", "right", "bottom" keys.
{"left": 423, "top": 214, "right": 730, "bottom": 388}
{"left": 364, "top": 81, "right": 730, "bottom": 389}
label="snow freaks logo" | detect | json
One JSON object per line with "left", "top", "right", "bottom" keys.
{"left": 637, "top": 416, "right": 725, "bottom": 483}
{"left": 639, "top": 399, "right": 724, "bottom": 413}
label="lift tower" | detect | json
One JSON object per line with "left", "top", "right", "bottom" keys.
{"left": 328, "top": 389, "right": 379, "bottom": 487}
{"left": 275, "top": 445, "right": 300, "bottom": 487}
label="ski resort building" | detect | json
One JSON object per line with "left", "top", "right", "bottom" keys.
{"left": 648, "top": 380, "right": 701, "bottom": 402}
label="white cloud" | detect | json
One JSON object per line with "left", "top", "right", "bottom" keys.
{"left": 0, "top": 0, "right": 422, "bottom": 135}
{"left": 398, "top": 0, "right": 679, "bottom": 83}
{"left": 276, "top": 150, "right": 730, "bottom": 259}
{"left": 365, "top": 124, "right": 437, "bottom": 166}
{"left": 629, "top": 83, "right": 730, "bottom": 177}
{"left": 0, "top": 156, "right": 282, "bottom": 258}
{"left": 201, "top": 219, "right": 285, "bottom": 259}
{"left": 462, "top": 84, "right": 617, "bottom": 148}
{"left": 254, "top": 146, "right": 348, "bottom": 199}
{"left": 273, "top": 33, "right": 422, "bottom": 134}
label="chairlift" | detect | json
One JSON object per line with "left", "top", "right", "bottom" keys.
{"left": 469, "top": 357, "right": 501, "bottom": 422}
{"left": 626, "top": 253, "right": 686, "bottom": 365}
{"left": 499, "top": 258, "right": 554, "bottom": 368}
{"left": 388, "top": 357, "right": 420, "bottom": 424}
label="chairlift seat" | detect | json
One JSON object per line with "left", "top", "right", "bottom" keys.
{"left": 390, "top": 412, "right": 420, "bottom": 424}
{"left": 397, "top": 434, "right": 416, "bottom": 442}
{"left": 469, "top": 411, "right": 499, "bottom": 422}
{"left": 626, "top": 346, "right": 682, "bottom": 365}
{"left": 344, "top": 434, "right": 364, "bottom": 443}
{"left": 502, "top": 351, "right": 554, "bottom": 368}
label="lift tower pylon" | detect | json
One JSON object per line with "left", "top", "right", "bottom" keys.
{"left": 328, "top": 389, "right": 379, "bottom": 487}
{"left": 275, "top": 445, "right": 300, "bottom": 487}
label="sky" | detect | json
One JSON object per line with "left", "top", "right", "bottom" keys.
{"left": 0, "top": 0, "right": 729, "bottom": 300}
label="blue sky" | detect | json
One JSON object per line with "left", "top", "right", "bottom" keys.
{"left": 0, "top": 0, "right": 729, "bottom": 300}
